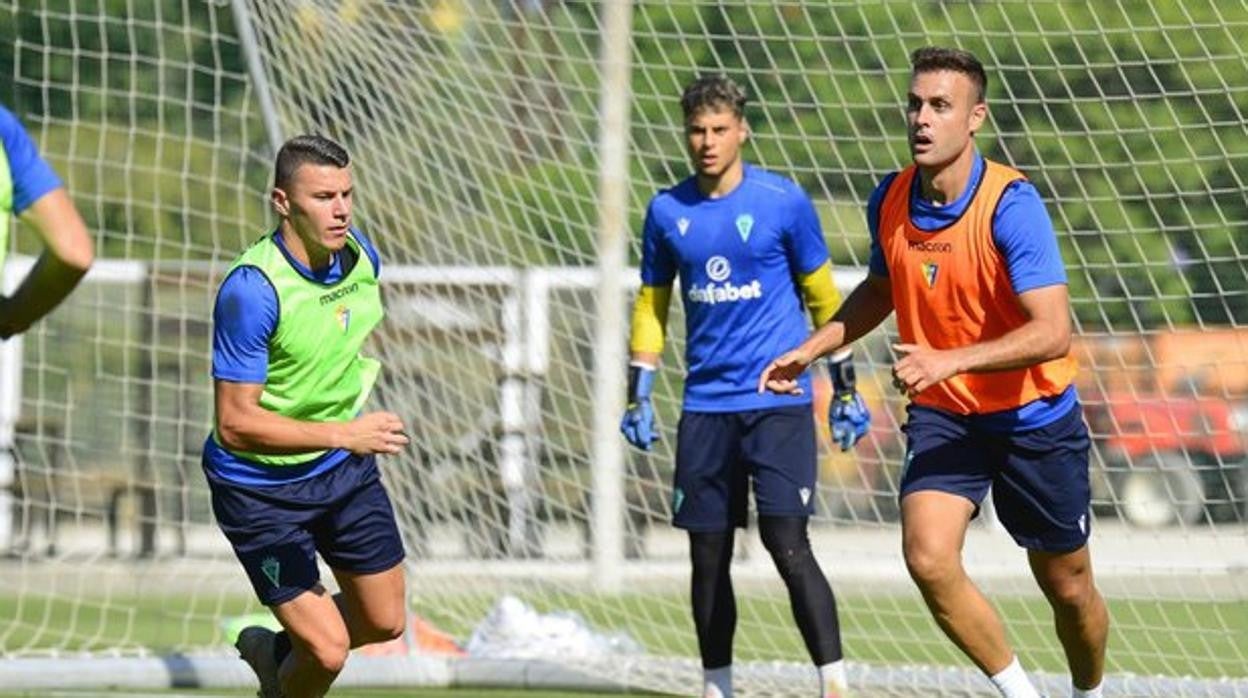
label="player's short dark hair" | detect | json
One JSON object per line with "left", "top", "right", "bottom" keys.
{"left": 273, "top": 134, "right": 350, "bottom": 189}
{"left": 910, "top": 46, "right": 988, "bottom": 103}
{"left": 680, "top": 75, "right": 748, "bottom": 121}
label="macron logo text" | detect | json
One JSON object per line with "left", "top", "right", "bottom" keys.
{"left": 319, "top": 282, "right": 360, "bottom": 306}
{"left": 907, "top": 240, "right": 953, "bottom": 253}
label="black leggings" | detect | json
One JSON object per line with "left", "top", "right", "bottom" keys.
{"left": 689, "top": 516, "right": 843, "bottom": 669}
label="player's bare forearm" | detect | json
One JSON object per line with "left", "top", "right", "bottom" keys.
{"left": 214, "top": 381, "right": 407, "bottom": 455}
{"left": 801, "top": 274, "right": 894, "bottom": 360}
{"left": 892, "top": 285, "right": 1071, "bottom": 397}
{"left": 948, "top": 284, "right": 1071, "bottom": 374}
{"left": 759, "top": 274, "right": 892, "bottom": 394}
{"left": 217, "top": 402, "right": 346, "bottom": 454}
{"left": 947, "top": 316, "right": 1069, "bottom": 374}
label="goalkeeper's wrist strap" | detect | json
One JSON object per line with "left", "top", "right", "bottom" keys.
{"left": 826, "top": 348, "right": 856, "bottom": 393}
{"left": 627, "top": 362, "right": 657, "bottom": 403}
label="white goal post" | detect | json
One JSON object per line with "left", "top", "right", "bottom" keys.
{"left": 2, "top": 1, "right": 1246, "bottom": 696}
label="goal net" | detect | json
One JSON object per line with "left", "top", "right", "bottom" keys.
{"left": 1, "top": 1, "right": 1245, "bottom": 695}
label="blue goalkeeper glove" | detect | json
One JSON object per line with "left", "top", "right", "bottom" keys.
{"left": 620, "top": 364, "right": 659, "bottom": 450}
{"left": 828, "top": 350, "right": 871, "bottom": 451}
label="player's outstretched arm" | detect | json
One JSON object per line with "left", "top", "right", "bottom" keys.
{"left": 0, "top": 188, "right": 94, "bottom": 338}
{"left": 759, "top": 274, "right": 893, "bottom": 394}
{"left": 214, "top": 380, "right": 408, "bottom": 455}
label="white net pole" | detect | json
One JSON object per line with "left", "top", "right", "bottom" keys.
{"left": 590, "top": 0, "right": 635, "bottom": 595}
{"left": 0, "top": 257, "right": 28, "bottom": 552}
{"left": 228, "top": 0, "right": 285, "bottom": 155}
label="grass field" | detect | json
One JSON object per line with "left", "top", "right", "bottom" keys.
{"left": 2, "top": 589, "right": 1245, "bottom": 681}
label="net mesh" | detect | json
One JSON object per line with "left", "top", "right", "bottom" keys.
{"left": 1, "top": 1, "right": 1245, "bottom": 695}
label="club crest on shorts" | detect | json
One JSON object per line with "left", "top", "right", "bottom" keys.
{"left": 921, "top": 261, "right": 939, "bottom": 288}
{"left": 260, "top": 556, "right": 281, "bottom": 588}
{"left": 672, "top": 487, "right": 686, "bottom": 514}
{"left": 735, "top": 213, "right": 754, "bottom": 243}
{"left": 799, "top": 487, "right": 811, "bottom": 506}
{"left": 336, "top": 304, "right": 351, "bottom": 332}
{"left": 901, "top": 447, "right": 915, "bottom": 479}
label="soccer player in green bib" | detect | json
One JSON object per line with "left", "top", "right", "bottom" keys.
{"left": 204, "top": 135, "right": 409, "bottom": 697}
{"left": 0, "top": 103, "right": 94, "bottom": 338}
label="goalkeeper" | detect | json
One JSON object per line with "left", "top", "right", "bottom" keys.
{"left": 621, "top": 75, "right": 868, "bottom": 698}
{"left": 204, "top": 135, "right": 408, "bottom": 698}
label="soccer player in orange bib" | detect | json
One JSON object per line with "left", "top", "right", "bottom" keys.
{"left": 760, "top": 47, "right": 1109, "bottom": 698}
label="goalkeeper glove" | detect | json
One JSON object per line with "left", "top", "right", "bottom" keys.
{"left": 620, "top": 363, "right": 659, "bottom": 450}
{"left": 827, "top": 349, "right": 871, "bottom": 451}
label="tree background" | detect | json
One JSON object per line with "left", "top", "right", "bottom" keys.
{"left": 1, "top": 0, "right": 1243, "bottom": 334}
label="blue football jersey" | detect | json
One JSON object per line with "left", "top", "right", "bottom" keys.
{"left": 640, "top": 164, "right": 829, "bottom": 412}
{"left": 0, "top": 105, "right": 62, "bottom": 215}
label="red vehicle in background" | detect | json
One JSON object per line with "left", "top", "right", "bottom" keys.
{"left": 813, "top": 329, "right": 1248, "bottom": 528}
{"left": 1075, "top": 330, "right": 1248, "bottom": 527}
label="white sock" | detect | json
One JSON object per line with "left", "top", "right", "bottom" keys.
{"left": 818, "top": 660, "right": 848, "bottom": 695}
{"left": 1072, "top": 681, "right": 1104, "bottom": 698}
{"left": 989, "top": 656, "right": 1042, "bottom": 698}
{"left": 703, "top": 666, "right": 732, "bottom": 698}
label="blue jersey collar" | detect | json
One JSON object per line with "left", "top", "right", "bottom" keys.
{"left": 908, "top": 152, "right": 986, "bottom": 232}
{"left": 272, "top": 228, "right": 351, "bottom": 284}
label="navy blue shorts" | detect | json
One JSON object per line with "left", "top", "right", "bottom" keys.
{"left": 673, "top": 405, "right": 817, "bottom": 531}
{"left": 205, "top": 453, "right": 405, "bottom": 606}
{"left": 900, "top": 402, "right": 1092, "bottom": 552}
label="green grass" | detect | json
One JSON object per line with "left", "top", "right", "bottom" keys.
{"left": 413, "top": 589, "right": 1248, "bottom": 679}
{"left": 1, "top": 590, "right": 1245, "bottom": 680}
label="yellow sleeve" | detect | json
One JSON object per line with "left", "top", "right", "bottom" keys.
{"left": 628, "top": 284, "right": 672, "bottom": 355}
{"left": 796, "top": 260, "right": 843, "bottom": 326}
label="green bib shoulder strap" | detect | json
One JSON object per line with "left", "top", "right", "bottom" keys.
{"left": 0, "top": 146, "right": 14, "bottom": 273}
